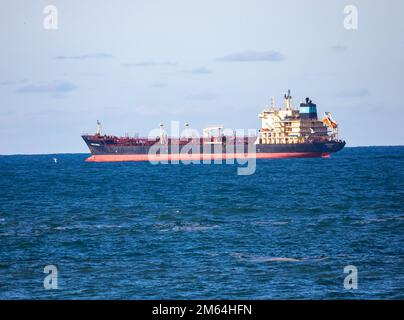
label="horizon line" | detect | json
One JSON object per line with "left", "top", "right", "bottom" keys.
{"left": 0, "top": 145, "right": 403, "bottom": 156}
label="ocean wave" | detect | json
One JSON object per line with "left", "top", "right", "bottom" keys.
{"left": 155, "top": 222, "right": 219, "bottom": 232}
{"left": 252, "top": 257, "right": 301, "bottom": 262}
{"left": 252, "top": 220, "right": 290, "bottom": 226}
{"left": 54, "top": 224, "right": 125, "bottom": 231}
{"left": 230, "top": 253, "right": 301, "bottom": 262}
{"left": 352, "top": 216, "right": 404, "bottom": 225}
{"left": 271, "top": 221, "right": 289, "bottom": 226}
{"left": 231, "top": 253, "right": 330, "bottom": 263}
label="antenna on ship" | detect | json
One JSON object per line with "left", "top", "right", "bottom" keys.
{"left": 284, "top": 90, "right": 292, "bottom": 110}
{"left": 95, "top": 120, "right": 101, "bottom": 135}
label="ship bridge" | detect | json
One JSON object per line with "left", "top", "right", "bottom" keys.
{"left": 258, "top": 91, "right": 331, "bottom": 144}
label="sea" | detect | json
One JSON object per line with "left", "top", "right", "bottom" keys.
{"left": 0, "top": 146, "right": 403, "bottom": 299}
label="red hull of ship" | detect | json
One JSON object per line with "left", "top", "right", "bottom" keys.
{"left": 85, "top": 152, "right": 330, "bottom": 162}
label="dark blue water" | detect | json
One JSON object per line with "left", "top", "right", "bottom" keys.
{"left": 0, "top": 147, "right": 403, "bottom": 299}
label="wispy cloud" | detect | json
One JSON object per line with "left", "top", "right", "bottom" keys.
{"left": 186, "top": 67, "right": 212, "bottom": 74}
{"left": 132, "top": 105, "right": 186, "bottom": 116}
{"left": 186, "top": 91, "right": 216, "bottom": 101}
{"left": 303, "top": 71, "right": 335, "bottom": 78}
{"left": 122, "top": 61, "right": 177, "bottom": 67}
{"left": 80, "top": 72, "right": 104, "bottom": 77}
{"left": 150, "top": 81, "right": 167, "bottom": 88}
{"left": 132, "top": 105, "right": 161, "bottom": 116}
{"left": 215, "top": 50, "right": 284, "bottom": 62}
{"left": 330, "top": 45, "right": 348, "bottom": 52}
{"left": 17, "top": 80, "right": 77, "bottom": 94}
{"left": 0, "top": 80, "right": 14, "bottom": 86}
{"left": 55, "top": 53, "right": 113, "bottom": 60}
{"left": 0, "top": 79, "right": 28, "bottom": 86}
{"left": 338, "top": 88, "right": 369, "bottom": 98}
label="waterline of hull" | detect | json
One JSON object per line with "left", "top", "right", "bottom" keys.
{"left": 85, "top": 152, "right": 330, "bottom": 162}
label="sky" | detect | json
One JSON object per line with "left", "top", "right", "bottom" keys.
{"left": 0, "top": 0, "right": 403, "bottom": 154}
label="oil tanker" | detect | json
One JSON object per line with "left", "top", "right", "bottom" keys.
{"left": 82, "top": 91, "right": 345, "bottom": 162}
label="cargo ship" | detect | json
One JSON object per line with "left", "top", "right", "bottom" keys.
{"left": 82, "top": 91, "right": 345, "bottom": 162}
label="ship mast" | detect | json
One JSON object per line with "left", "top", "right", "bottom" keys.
{"left": 284, "top": 89, "right": 292, "bottom": 110}
{"left": 95, "top": 120, "right": 101, "bottom": 135}
{"left": 159, "top": 123, "right": 166, "bottom": 144}
{"left": 184, "top": 122, "right": 190, "bottom": 139}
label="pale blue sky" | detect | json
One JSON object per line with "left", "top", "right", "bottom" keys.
{"left": 0, "top": 0, "right": 403, "bottom": 154}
